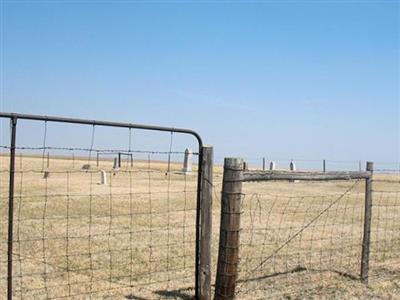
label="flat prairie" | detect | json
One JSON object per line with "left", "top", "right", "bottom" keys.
{"left": 0, "top": 155, "right": 399, "bottom": 299}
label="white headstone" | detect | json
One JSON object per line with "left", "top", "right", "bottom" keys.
{"left": 100, "top": 170, "right": 107, "bottom": 185}
{"left": 182, "top": 148, "right": 193, "bottom": 174}
{"left": 269, "top": 161, "right": 276, "bottom": 171}
{"left": 290, "top": 160, "right": 296, "bottom": 171}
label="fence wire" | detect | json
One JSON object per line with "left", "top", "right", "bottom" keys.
{"left": 0, "top": 146, "right": 199, "bottom": 299}
{"left": 370, "top": 172, "right": 400, "bottom": 282}
{"left": 233, "top": 175, "right": 399, "bottom": 299}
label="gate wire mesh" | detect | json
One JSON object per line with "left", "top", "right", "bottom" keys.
{"left": 233, "top": 175, "right": 400, "bottom": 299}
{"left": 0, "top": 119, "right": 200, "bottom": 299}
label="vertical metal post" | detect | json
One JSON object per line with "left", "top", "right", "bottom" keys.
{"left": 262, "top": 157, "right": 266, "bottom": 171}
{"left": 118, "top": 152, "right": 121, "bottom": 168}
{"left": 8, "top": 116, "right": 17, "bottom": 300}
{"left": 361, "top": 161, "right": 373, "bottom": 282}
{"left": 195, "top": 147, "right": 204, "bottom": 299}
{"left": 323, "top": 159, "right": 326, "bottom": 173}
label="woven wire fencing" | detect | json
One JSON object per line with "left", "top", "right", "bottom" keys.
{"left": 0, "top": 116, "right": 201, "bottom": 299}
{"left": 214, "top": 158, "right": 399, "bottom": 299}
{"left": 236, "top": 180, "right": 366, "bottom": 299}
{"left": 370, "top": 171, "right": 400, "bottom": 281}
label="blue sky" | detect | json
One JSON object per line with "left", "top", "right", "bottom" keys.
{"left": 0, "top": 1, "right": 399, "bottom": 168}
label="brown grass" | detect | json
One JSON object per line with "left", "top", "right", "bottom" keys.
{"left": 0, "top": 155, "right": 399, "bottom": 299}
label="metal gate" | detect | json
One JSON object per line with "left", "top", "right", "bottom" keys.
{"left": 0, "top": 112, "right": 212, "bottom": 300}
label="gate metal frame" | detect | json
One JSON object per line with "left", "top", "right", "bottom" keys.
{"left": 0, "top": 112, "right": 207, "bottom": 300}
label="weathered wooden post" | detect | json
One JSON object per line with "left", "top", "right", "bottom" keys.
{"left": 323, "top": 159, "right": 326, "bottom": 173}
{"left": 215, "top": 158, "right": 243, "bottom": 300}
{"left": 118, "top": 152, "right": 122, "bottom": 168}
{"left": 199, "top": 146, "right": 213, "bottom": 300}
{"left": 262, "top": 157, "right": 266, "bottom": 171}
{"left": 182, "top": 148, "right": 193, "bottom": 174}
{"left": 361, "top": 161, "right": 373, "bottom": 282}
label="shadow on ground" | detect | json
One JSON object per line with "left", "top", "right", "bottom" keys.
{"left": 126, "top": 287, "right": 194, "bottom": 300}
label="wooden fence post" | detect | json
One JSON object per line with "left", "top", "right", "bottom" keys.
{"left": 215, "top": 158, "right": 243, "bottom": 300}
{"left": 361, "top": 161, "right": 373, "bottom": 282}
{"left": 262, "top": 157, "right": 266, "bottom": 171}
{"left": 199, "top": 146, "right": 213, "bottom": 300}
{"left": 323, "top": 159, "right": 326, "bottom": 173}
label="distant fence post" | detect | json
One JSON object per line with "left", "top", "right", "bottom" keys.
{"left": 361, "top": 161, "right": 373, "bottom": 282}
{"left": 215, "top": 158, "right": 243, "bottom": 300}
{"left": 323, "top": 159, "right": 326, "bottom": 172}
{"left": 198, "top": 146, "right": 213, "bottom": 300}
{"left": 262, "top": 157, "right": 266, "bottom": 171}
{"left": 118, "top": 152, "right": 122, "bottom": 168}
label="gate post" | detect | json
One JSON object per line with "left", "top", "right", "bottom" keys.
{"left": 361, "top": 161, "right": 373, "bottom": 282}
{"left": 198, "top": 146, "right": 213, "bottom": 300}
{"left": 215, "top": 158, "right": 243, "bottom": 300}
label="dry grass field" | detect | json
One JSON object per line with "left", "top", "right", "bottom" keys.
{"left": 0, "top": 154, "right": 399, "bottom": 299}
{"left": 236, "top": 175, "right": 400, "bottom": 299}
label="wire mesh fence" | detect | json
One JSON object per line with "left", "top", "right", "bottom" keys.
{"left": 370, "top": 172, "right": 400, "bottom": 282}
{"left": 0, "top": 113, "right": 205, "bottom": 300}
{"left": 214, "top": 159, "right": 399, "bottom": 299}
{"left": 236, "top": 180, "right": 366, "bottom": 299}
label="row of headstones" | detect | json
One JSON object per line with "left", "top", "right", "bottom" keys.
{"left": 243, "top": 160, "right": 296, "bottom": 171}
{"left": 97, "top": 149, "right": 193, "bottom": 185}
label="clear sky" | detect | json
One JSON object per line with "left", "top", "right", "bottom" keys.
{"left": 1, "top": 1, "right": 399, "bottom": 168}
